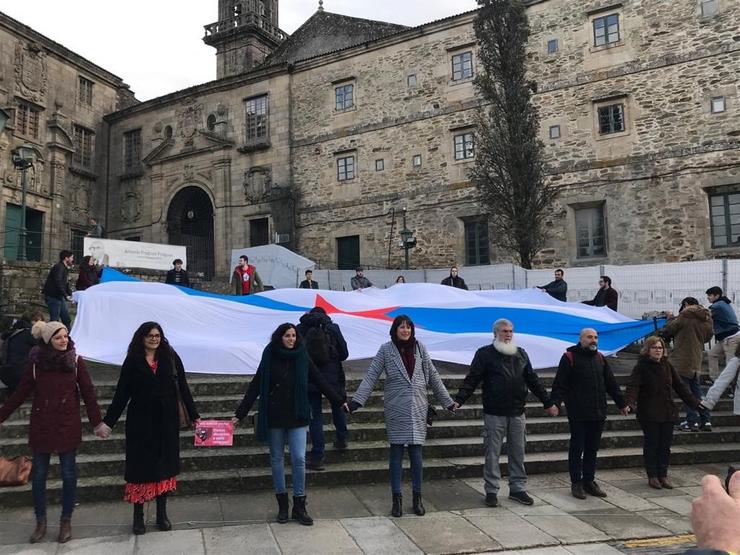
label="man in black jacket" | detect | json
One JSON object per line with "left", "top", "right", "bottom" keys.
{"left": 0, "top": 309, "right": 43, "bottom": 395}
{"left": 550, "top": 328, "right": 629, "bottom": 500}
{"left": 453, "top": 319, "right": 557, "bottom": 507}
{"left": 440, "top": 266, "right": 468, "bottom": 290}
{"left": 582, "top": 276, "right": 619, "bottom": 311}
{"left": 165, "top": 259, "right": 190, "bottom": 287}
{"left": 42, "top": 250, "right": 74, "bottom": 328}
{"left": 537, "top": 268, "right": 567, "bottom": 302}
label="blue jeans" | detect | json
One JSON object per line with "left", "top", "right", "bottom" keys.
{"left": 45, "top": 296, "right": 71, "bottom": 329}
{"left": 308, "top": 392, "right": 347, "bottom": 456}
{"left": 682, "top": 375, "right": 710, "bottom": 425}
{"left": 32, "top": 451, "right": 77, "bottom": 520}
{"left": 389, "top": 444, "right": 423, "bottom": 494}
{"left": 269, "top": 427, "right": 307, "bottom": 497}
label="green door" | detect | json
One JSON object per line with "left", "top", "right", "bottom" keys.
{"left": 337, "top": 235, "right": 360, "bottom": 270}
{"left": 3, "top": 204, "right": 21, "bottom": 260}
{"left": 3, "top": 204, "right": 43, "bottom": 261}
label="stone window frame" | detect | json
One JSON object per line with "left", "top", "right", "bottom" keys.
{"left": 592, "top": 95, "right": 631, "bottom": 140}
{"left": 573, "top": 202, "right": 608, "bottom": 259}
{"left": 412, "top": 154, "right": 422, "bottom": 168}
{"left": 452, "top": 130, "right": 475, "bottom": 161}
{"left": 586, "top": 4, "right": 625, "bottom": 52}
{"left": 699, "top": 0, "right": 719, "bottom": 17}
{"left": 407, "top": 74, "right": 417, "bottom": 88}
{"left": 447, "top": 43, "right": 476, "bottom": 85}
{"left": 592, "top": 13, "right": 620, "bottom": 47}
{"left": 451, "top": 51, "right": 474, "bottom": 82}
{"left": 547, "top": 38, "right": 559, "bottom": 55}
{"left": 336, "top": 152, "right": 356, "bottom": 182}
{"left": 72, "top": 123, "right": 95, "bottom": 169}
{"left": 708, "top": 186, "right": 740, "bottom": 249}
{"left": 463, "top": 216, "right": 490, "bottom": 266}
{"left": 711, "top": 96, "right": 726, "bottom": 114}
{"left": 245, "top": 94, "right": 269, "bottom": 144}
{"left": 334, "top": 79, "right": 355, "bottom": 112}
{"left": 122, "top": 128, "right": 142, "bottom": 174}
{"left": 78, "top": 76, "right": 94, "bottom": 107}
{"left": 375, "top": 159, "right": 385, "bottom": 172}
{"left": 549, "top": 125, "right": 561, "bottom": 140}
{"left": 15, "top": 100, "right": 42, "bottom": 141}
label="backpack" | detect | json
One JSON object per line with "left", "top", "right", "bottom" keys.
{"left": 304, "top": 324, "right": 336, "bottom": 366}
{"left": 564, "top": 350, "right": 605, "bottom": 366}
{"left": 0, "top": 329, "right": 25, "bottom": 366}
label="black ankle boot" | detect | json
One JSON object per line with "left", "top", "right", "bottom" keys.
{"left": 133, "top": 503, "right": 146, "bottom": 535}
{"left": 291, "top": 495, "right": 314, "bottom": 526}
{"left": 391, "top": 493, "right": 403, "bottom": 517}
{"left": 156, "top": 495, "right": 171, "bottom": 531}
{"left": 412, "top": 492, "right": 425, "bottom": 516}
{"left": 275, "top": 492, "right": 289, "bottom": 523}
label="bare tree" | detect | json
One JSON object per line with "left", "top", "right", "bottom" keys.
{"left": 469, "top": 0, "right": 556, "bottom": 269}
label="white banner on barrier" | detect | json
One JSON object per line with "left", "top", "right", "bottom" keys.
{"left": 83, "top": 238, "right": 187, "bottom": 271}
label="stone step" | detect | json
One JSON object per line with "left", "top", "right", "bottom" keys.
{"left": 2, "top": 441, "right": 739, "bottom": 508}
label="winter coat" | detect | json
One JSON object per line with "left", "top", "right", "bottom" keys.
{"left": 0, "top": 320, "right": 37, "bottom": 390}
{"left": 299, "top": 279, "right": 319, "bottom": 289}
{"left": 455, "top": 344, "right": 552, "bottom": 416}
{"left": 296, "top": 312, "right": 349, "bottom": 396}
{"left": 441, "top": 275, "right": 468, "bottom": 290}
{"left": 165, "top": 269, "right": 190, "bottom": 287}
{"left": 539, "top": 279, "right": 567, "bottom": 302}
{"left": 75, "top": 265, "right": 100, "bottom": 291}
{"left": 234, "top": 344, "right": 344, "bottom": 429}
{"left": 0, "top": 345, "right": 102, "bottom": 454}
{"left": 661, "top": 305, "right": 713, "bottom": 378}
{"left": 708, "top": 297, "right": 739, "bottom": 340}
{"left": 233, "top": 265, "right": 263, "bottom": 295}
{"left": 625, "top": 356, "right": 701, "bottom": 423}
{"left": 550, "top": 345, "right": 625, "bottom": 421}
{"left": 350, "top": 276, "right": 373, "bottom": 290}
{"left": 352, "top": 341, "right": 453, "bottom": 445}
{"left": 702, "top": 357, "right": 740, "bottom": 415}
{"left": 103, "top": 350, "right": 199, "bottom": 483}
{"left": 42, "top": 262, "right": 72, "bottom": 299}
{"left": 583, "top": 287, "right": 619, "bottom": 311}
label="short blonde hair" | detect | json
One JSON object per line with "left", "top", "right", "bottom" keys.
{"left": 640, "top": 336, "right": 667, "bottom": 359}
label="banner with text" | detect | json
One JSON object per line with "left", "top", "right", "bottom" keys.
{"left": 83, "top": 238, "right": 187, "bottom": 271}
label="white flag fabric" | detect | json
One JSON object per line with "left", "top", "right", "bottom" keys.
{"left": 70, "top": 269, "right": 663, "bottom": 375}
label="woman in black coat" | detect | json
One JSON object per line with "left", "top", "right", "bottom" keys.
{"left": 100, "top": 322, "right": 199, "bottom": 535}
{"left": 75, "top": 256, "right": 100, "bottom": 291}
{"left": 625, "top": 336, "right": 703, "bottom": 490}
{"left": 232, "top": 323, "right": 347, "bottom": 526}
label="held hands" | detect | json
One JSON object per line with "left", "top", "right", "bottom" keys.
{"left": 343, "top": 400, "right": 361, "bottom": 414}
{"left": 94, "top": 422, "right": 111, "bottom": 439}
{"left": 545, "top": 405, "right": 559, "bottom": 417}
{"left": 231, "top": 416, "right": 240, "bottom": 428}
{"left": 619, "top": 406, "right": 631, "bottom": 416}
{"left": 448, "top": 402, "right": 460, "bottom": 412}
{"left": 691, "top": 473, "right": 740, "bottom": 552}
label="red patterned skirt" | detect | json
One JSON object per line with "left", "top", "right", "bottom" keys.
{"left": 123, "top": 476, "right": 177, "bottom": 504}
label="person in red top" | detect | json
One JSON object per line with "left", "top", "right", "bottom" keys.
{"left": 233, "top": 255, "right": 264, "bottom": 295}
{"left": 0, "top": 321, "right": 105, "bottom": 544}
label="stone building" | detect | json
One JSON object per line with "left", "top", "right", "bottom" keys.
{"left": 3, "top": 0, "right": 740, "bottom": 281}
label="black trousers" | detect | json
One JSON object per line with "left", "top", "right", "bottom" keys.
{"left": 640, "top": 421, "right": 674, "bottom": 478}
{"left": 568, "top": 419, "right": 605, "bottom": 484}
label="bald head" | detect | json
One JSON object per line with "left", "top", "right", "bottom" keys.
{"left": 580, "top": 328, "right": 598, "bottom": 351}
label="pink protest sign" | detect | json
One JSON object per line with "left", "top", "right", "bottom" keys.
{"left": 194, "top": 420, "right": 234, "bottom": 447}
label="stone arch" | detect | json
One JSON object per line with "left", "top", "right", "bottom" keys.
{"left": 166, "top": 185, "right": 215, "bottom": 280}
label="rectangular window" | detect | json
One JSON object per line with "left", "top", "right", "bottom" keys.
{"left": 452, "top": 51, "right": 474, "bottom": 81}
{"left": 598, "top": 104, "right": 625, "bottom": 134}
{"left": 245, "top": 94, "right": 269, "bottom": 142}
{"left": 337, "top": 155, "right": 355, "bottom": 181}
{"left": 16, "top": 102, "right": 40, "bottom": 139}
{"left": 412, "top": 154, "right": 422, "bottom": 167}
{"left": 465, "top": 219, "right": 490, "bottom": 266}
{"left": 73, "top": 125, "right": 95, "bottom": 168}
{"left": 575, "top": 206, "right": 607, "bottom": 258}
{"left": 700, "top": 0, "right": 719, "bottom": 16}
{"left": 123, "top": 129, "right": 142, "bottom": 173}
{"left": 709, "top": 190, "right": 740, "bottom": 248}
{"left": 711, "top": 96, "right": 726, "bottom": 113}
{"left": 78, "top": 76, "right": 93, "bottom": 106}
{"left": 549, "top": 125, "right": 561, "bottom": 139}
{"left": 593, "top": 14, "right": 620, "bottom": 46}
{"left": 335, "top": 84, "right": 354, "bottom": 111}
{"left": 71, "top": 228, "right": 86, "bottom": 263}
{"left": 454, "top": 132, "right": 475, "bottom": 160}
{"left": 547, "top": 39, "right": 559, "bottom": 54}
{"left": 407, "top": 74, "right": 417, "bottom": 88}
{"left": 375, "top": 159, "right": 384, "bottom": 171}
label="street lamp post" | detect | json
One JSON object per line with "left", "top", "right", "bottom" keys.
{"left": 399, "top": 207, "right": 416, "bottom": 270}
{"left": 12, "top": 144, "right": 35, "bottom": 261}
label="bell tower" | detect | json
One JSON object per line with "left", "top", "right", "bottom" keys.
{"left": 204, "top": 1, "right": 286, "bottom": 79}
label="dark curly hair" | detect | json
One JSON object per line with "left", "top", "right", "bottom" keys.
{"left": 270, "top": 323, "right": 301, "bottom": 350}
{"left": 127, "top": 321, "right": 172, "bottom": 360}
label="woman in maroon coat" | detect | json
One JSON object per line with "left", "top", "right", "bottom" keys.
{"left": 0, "top": 321, "right": 104, "bottom": 544}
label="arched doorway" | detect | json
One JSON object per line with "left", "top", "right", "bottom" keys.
{"left": 167, "top": 186, "right": 215, "bottom": 279}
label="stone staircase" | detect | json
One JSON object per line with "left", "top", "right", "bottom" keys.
{"left": 1, "top": 369, "right": 739, "bottom": 507}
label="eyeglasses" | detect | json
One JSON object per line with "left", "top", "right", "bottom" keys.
{"left": 649, "top": 345, "right": 664, "bottom": 350}
{"left": 145, "top": 334, "right": 161, "bottom": 340}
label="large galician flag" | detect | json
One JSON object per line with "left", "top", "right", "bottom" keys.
{"left": 71, "top": 269, "right": 663, "bottom": 374}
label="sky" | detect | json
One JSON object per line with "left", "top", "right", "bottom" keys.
{"left": 1, "top": 0, "right": 479, "bottom": 101}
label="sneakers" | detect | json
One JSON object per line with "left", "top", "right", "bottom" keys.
{"left": 484, "top": 493, "right": 498, "bottom": 507}
{"left": 571, "top": 482, "right": 586, "bottom": 500}
{"left": 508, "top": 491, "right": 534, "bottom": 506}
{"left": 699, "top": 421, "right": 712, "bottom": 432}
{"left": 678, "top": 421, "right": 699, "bottom": 432}
{"left": 583, "top": 481, "right": 607, "bottom": 498}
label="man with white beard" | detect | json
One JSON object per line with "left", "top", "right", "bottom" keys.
{"left": 550, "top": 328, "right": 629, "bottom": 500}
{"left": 453, "top": 319, "right": 558, "bottom": 507}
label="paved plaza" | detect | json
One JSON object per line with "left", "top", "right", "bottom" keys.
{"left": 0, "top": 462, "right": 713, "bottom": 554}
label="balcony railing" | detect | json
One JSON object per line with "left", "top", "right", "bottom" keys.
{"left": 204, "top": 13, "right": 287, "bottom": 43}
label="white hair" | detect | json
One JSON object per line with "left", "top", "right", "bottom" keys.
{"left": 492, "top": 318, "right": 513, "bottom": 333}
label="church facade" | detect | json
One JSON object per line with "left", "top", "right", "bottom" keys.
{"left": 1, "top": 0, "right": 740, "bottom": 279}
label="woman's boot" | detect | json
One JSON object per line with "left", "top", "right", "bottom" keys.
{"left": 133, "top": 503, "right": 146, "bottom": 535}
{"left": 156, "top": 494, "right": 172, "bottom": 531}
{"left": 391, "top": 493, "right": 403, "bottom": 517}
{"left": 57, "top": 518, "right": 72, "bottom": 543}
{"left": 275, "top": 492, "right": 289, "bottom": 523}
{"left": 291, "top": 495, "right": 314, "bottom": 526}
{"left": 412, "top": 492, "right": 426, "bottom": 516}
{"left": 29, "top": 518, "right": 46, "bottom": 543}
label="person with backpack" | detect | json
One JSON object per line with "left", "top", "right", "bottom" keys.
{"left": 550, "top": 328, "right": 629, "bottom": 500}
{"left": 296, "top": 307, "right": 349, "bottom": 471}
{"left": 0, "top": 310, "right": 44, "bottom": 396}
{"left": 0, "top": 321, "right": 105, "bottom": 544}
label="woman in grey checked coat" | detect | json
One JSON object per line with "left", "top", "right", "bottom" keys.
{"left": 347, "top": 315, "right": 455, "bottom": 517}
